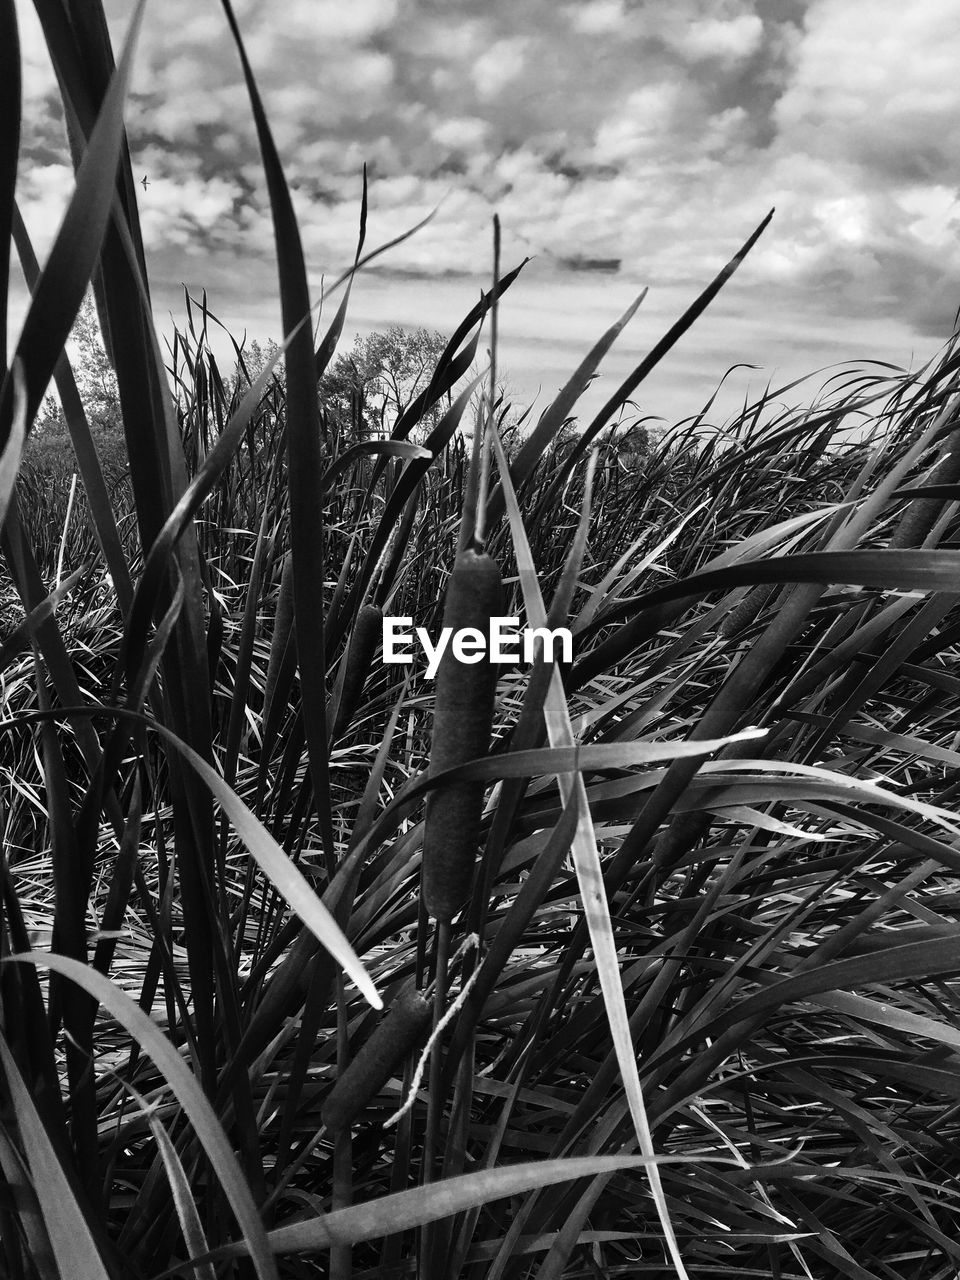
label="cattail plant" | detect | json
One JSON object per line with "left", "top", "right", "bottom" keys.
{"left": 264, "top": 548, "right": 295, "bottom": 717}
{"left": 322, "top": 983, "right": 432, "bottom": 1132}
{"left": 717, "top": 580, "right": 778, "bottom": 641}
{"left": 12, "top": 4, "right": 960, "bottom": 1274}
{"left": 889, "top": 427, "right": 960, "bottom": 547}
{"left": 420, "top": 545, "right": 503, "bottom": 921}
{"left": 329, "top": 601, "right": 383, "bottom": 741}
{"left": 421, "top": 218, "right": 505, "bottom": 927}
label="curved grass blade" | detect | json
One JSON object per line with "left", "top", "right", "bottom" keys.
{"left": 0, "top": 357, "right": 26, "bottom": 529}
{"left": 167, "top": 1155, "right": 651, "bottom": 1268}
{"left": 112, "top": 1074, "right": 217, "bottom": 1280}
{"left": 0, "top": 561, "right": 91, "bottom": 667}
{"left": 11, "top": 203, "right": 134, "bottom": 613}
{"left": 400, "top": 729, "right": 768, "bottom": 796}
{"left": 0, "top": 0, "right": 20, "bottom": 376}
{"left": 0, "top": 1123, "right": 59, "bottom": 1280}
{"left": 485, "top": 290, "right": 647, "bottom": 527}
{"left": 145, "top": 714, "right": 383, "bottom": 1010}
{"left": 573, "top": 547, "right": 960, "bottom": 690}
{"left": 586, "top": 547, "right": 960, "bottom": 634}
{"left": 219, "top": 0, "right": 335, "bottom": 869}
{"left": 694, "top": 933, "right": 960, "bottom": 1046}
{"left": 0, "top": 697, "right": 382, "bottom": 1011}
{"left": 232, "top": 687, "right": 411, "bottom": 1086}
{"left": 488, "top": 428, "right": 689, "bottom": 1278}
{"left": 151, "top": 1118, "right": 217, "bottom": 1280}
{"left": 0, "top": 0, "right": 147, "bottom": 442}
{"left": 2, "top": 953, "right": 280, "bottom": 1280}
{"left": 0, "top": 1032, "right": 110, "bottom": 1280}
{"left": 554, "top": 209, "right": 774, "bottom": 476}
{"left": 320, "top": 440, "right": 431, "bottom": 493}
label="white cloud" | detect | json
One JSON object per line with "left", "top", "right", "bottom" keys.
{"left": 592, "top": 85, "right": 682, "bottom": 164}
{"left": 370, "top": 173, "right": 425, "bottom": 207}
{"left": 774, "top": 0, "right": 960, "bottom": 177}
{"left": 133, "top": 173, "right": 239, "bottom": 256}
{"left": 13, "top": 0, "right": 957, "bottom": 425}
{"left": 13, "top": 0, "right": 57, "bottom": 94}
{"left": 896, "top": 185, "right": 960, "bottom": 248}
{"left": 672, "top": 14, "right": 764, "bottom": 63}
{"left": 432, "top": 117, "right": 489, "bottom": 152}
{"left": 569, "top": 1, "right": 627, "bottom": 35}
{"left": 252, "top": 0, "right": 398, "bottom": 42}
{"left": 15, "top": 163, "right": 73, "bottom": 260}
{"left": 472, "top": 39, "right": 528, "bottom": 100}
{"left": 810, "top": 195, "right": 873, "bottom": 247}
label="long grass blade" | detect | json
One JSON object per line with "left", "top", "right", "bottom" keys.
{"left": 0, "top": 357, "right": 26, "bottom": 529}
{"left": 171, "top": 1155, "right": 655, "bottom": 1268}
{"left": 0, "top": 1032, "right": 110, "bottom": 1280}
{"left": 3, "top": 952, "right": 280, "bottom": 1280}
{"left": 1, "top": 0, "right": 147, "bottom": 440}
{"left": 488, "top": 428, "right": 689, "bottom": 1277}
{"left": 0, "top": 0, "right": 19, "bottom": 376}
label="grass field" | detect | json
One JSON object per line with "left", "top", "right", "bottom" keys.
{"left": 4, "top": 3, "right": 960, "bottom": 1278}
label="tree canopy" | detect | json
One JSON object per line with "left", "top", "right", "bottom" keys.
{"left": 321, "top": 324, "right": 451, "bottom": 441}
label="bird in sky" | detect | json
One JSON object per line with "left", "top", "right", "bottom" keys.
{"left": 141, "top": 174, "right": 150, "bottom": 191}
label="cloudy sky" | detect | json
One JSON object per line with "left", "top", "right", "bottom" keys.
{"left": 12, "top": 0, "right": 960, "bottom": 427}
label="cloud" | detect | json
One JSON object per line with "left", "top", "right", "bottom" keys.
{"left": 773, "top": 0, "right": 960, "bottom": 181}
{"left": 758, "top": 0, "right": 960, "bottom": 334}
{"left": 670, "top": 14, "right": 764, "bottom": 63}
{"left": 275, "top": 0, "right": 398, "bottom": 41}
{"left": 14, "top": 162, "right": 73, "bottom": 260}
{"left": 138, "top": 172, "right": 240, "bottom": 252}
{"left": 568, "top": 1, "right": 628, "bottom": 35}
{"left": 471, "top": 38, "right": 528, "bottom": 99}
{"left": 431, "top": 116, "right": 489, "bottom": 152}
{"left": 555, "top": 254, "right": 621, "bottom": 273}
{"left": 11, "top": 0, "right": 959, "bottom": 429}
{"left": 591, "top": 85, "right": 684, "bottom": 165}
{"left": 218, "top": 0, "right": 398, "bottom": 46}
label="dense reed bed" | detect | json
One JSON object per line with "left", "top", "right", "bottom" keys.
{"left": 4, "top": 3, "right": 960, "bottom": 1278}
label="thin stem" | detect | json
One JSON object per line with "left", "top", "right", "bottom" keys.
{"left": 419, "top": 918, "right": 451, "bottom": 1278}
{"left": 474, "top": 214, "right": 500, "bottom": 547}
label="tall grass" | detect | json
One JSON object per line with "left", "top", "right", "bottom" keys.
{"left": 4, "top": 3, "right": 960, "bottom": 1278}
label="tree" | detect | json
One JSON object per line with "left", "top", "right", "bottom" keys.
{"left": 34, "top": 293, "right": 122, "bottom": 438}
{"left": 321, "top": 325, "right": 451, "bottom": 442}
{"left": 228, "top": 337, "right": 284, "bottom": 401}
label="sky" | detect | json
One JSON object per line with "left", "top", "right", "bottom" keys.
{"left": 11, "top": 0, "right": 960, "bottom": 429}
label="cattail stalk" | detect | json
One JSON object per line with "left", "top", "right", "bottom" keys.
{"left": 263, "top": 550, "right": 295, "bottom": 718}
{"left": 421, "top": 547, "right": 503, "bottom": 922}
{"left": 321, "top": 984, "right": 432, "bottom": 1132}
{"left": 890, "top": 440, "right": 960, "bottom": 548}
{"left": 330, "top": 602, "right": 383, "bottom": 741}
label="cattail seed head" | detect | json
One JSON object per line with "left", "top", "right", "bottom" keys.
{"left": 718, "top": 582, "right": 777, "bottom": 642}
{"left": 321, "top": 985, "right": 432, "bottom": 1131}
{"left": 890, "top": 445, "right": 960, "bottom": 549}
{"left": 331, "top": 603, "right": 383, "bottom": 740}
{"left": 263, "top": 551, "right": 295, "bottom": 719}
{"left": 422, "top": 547, "right": 503, "bottom": 921}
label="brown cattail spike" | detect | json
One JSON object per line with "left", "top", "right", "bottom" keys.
{"left": 321, "top": 985, "right": 432, "bottom": 1132}
{"left": 422, "top": 547, "right": 503, "bottom": 921}
{"left": 263, "top": 550, "right": 296, "bottom": 721}
{"left": 890, "top": 442, "right": 960, "bottom": 549}
{"left": 718, "top": 582, "right": 777, "bottom": 642}
{"left": 331, "top": 603, "right": 383, "bottom": 740}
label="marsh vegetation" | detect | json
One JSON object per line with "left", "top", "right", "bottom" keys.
{"left": 3, "top": 3, "right": 960, "bottom": 1278}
